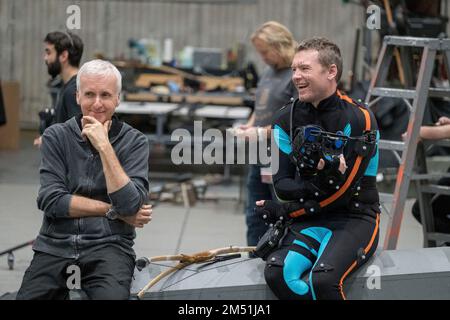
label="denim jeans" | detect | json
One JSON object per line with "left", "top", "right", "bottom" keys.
{"left": 16, "top": 245, "right": 135, "bottom": 300}
{"left": 245, "top": 164, "right": 274, "bottom": 246}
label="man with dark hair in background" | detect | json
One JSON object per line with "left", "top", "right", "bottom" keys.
{"left": 34, "top": 31, "right": 84, "bottom": 147}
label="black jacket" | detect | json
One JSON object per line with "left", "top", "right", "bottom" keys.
{"left": 33, "top": 115, "right": 150, "bottom": 258}
{"left": 55, "top": 75, "right": 81, "bottom": 124}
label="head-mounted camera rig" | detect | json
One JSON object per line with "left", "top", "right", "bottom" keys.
{"left": 291, "top": 125, "right": 376, "bottom": 176}
{"left": 291, "top": 125, "right": 347, "bottom": 174}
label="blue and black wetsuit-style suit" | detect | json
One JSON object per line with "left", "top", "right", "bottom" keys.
{"left": 265, "top": 90, "right": 380, "bottom": 300}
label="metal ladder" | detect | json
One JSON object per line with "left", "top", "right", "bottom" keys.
{"left": 364, "top": 35, "right": 450, "bottom": 250}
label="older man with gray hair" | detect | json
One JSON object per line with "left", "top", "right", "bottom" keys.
{"left": 17, "top": 59, "right": 151, "bottom": 300}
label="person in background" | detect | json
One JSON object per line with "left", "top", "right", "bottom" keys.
{"left": 34, "top": 31, "right": 84, "bottom": 147}
{"left": 238, "top": 21, "right": 298, "bottom": 246}
{"left": 403, "top": 116, "right": 450, "bottom": 234}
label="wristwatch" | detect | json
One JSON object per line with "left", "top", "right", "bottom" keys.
{"left": 105, "top": 208, "right": 119, "bottom": 220}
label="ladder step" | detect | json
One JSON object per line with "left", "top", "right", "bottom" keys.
{"left": 427, "top": 232, "right": 450, "bottom": 243}
{"left": 378, "top": 139, "right": 405, "bottom": 151}
{"left": 428, "top": 88, "right": 450, "bottom": 99}
{"left": 371, "top": 88, "right": 416, "bottom": 99}
{"left": 420, "top": 185, "right": 450, "bottom": 195}
{"left": 370, "top": 88, "right": 450, "bottom": 100}
{"left": 379, "top": 192, "right": 393, "bottom": 203}
{"left": 425, "top": 139, "right": 450, "bottom": 147}
{"left": 412, "top": 173, "right": 450, "bottom": 181}
{"left": 384, "top": 36, "right": 441, "bottom": 49}
{"left": 429, "top": 139, "right": 450, "bottom": 148}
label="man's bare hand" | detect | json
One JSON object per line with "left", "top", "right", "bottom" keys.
{"left": 238, "top": 123, "right": 252, "bottom": 131}
{"left": 317, "top": 159, "right": 325, "bottom": 170}
{"left": 119, "top": 204, "right": 152, "bottom": 228}
{"left": 33, "top": 136, "right": 42, "bottom": 148}
{"left": 436, "top": 116, "right": 450, "bottom": 126}
{"left": 317, "top": 155, "right": 347, "bottom": 174}
{"left": 402, "top": 130, "right": 423, "bottom": 141}
{"left": 81, "top": 116, "right": 111, "bottom": 151}
{"left": 233, "top": 126, "right": 270, "bottom": 142}
{"left": 234, "top": 126, "right": 257, "bottom": 140}
{"left": 256, "top": 200, "right": 265, "bottom": 206}
{"left": 338, "top": 155, "right": 347, "bottom": 174}
{"left": 401, "top": 131, "right": 407, "bottom": 141}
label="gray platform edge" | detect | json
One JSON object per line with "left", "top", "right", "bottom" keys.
{"left": 132, "top": 247, "right": 450, "bottom": 300}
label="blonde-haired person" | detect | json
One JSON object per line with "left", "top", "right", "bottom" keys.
{"left": 238, "top": 21, "right": 298, "bottom": 247}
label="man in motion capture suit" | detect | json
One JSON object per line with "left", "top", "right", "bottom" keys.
{"left": 254, "top": 37, "right": 380, "bottom": 300}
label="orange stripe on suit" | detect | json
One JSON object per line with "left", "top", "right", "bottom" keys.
{"left": 289, "top": 95, "right": 372, "bottom": 218}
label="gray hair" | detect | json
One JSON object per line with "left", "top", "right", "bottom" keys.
{"left": 76, "top": 59, "right": 122, "bottom": 93}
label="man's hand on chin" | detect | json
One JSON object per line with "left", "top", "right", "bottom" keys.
{"left": 81, "top": 116, "right": 112, "bottom": 151}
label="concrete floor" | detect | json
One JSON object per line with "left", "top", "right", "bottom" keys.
{"left": 0, "top": 131, "right": 424, "bottom": 297}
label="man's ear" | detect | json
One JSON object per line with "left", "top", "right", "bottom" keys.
{"left": 76, "top": 90, "right": 80, "bottom": 105}
{"left": 59, "top": 50, "right": 69, "bottom": 64}
{"left": 328, "top": 64, "right": 338, "bottom": 81}
{"left": 115, "top": 93, "right": 120, "bottom": 108}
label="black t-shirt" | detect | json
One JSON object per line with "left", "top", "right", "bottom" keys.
{"left": 55, "top": 75, "right": 81, "bottom": 123}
